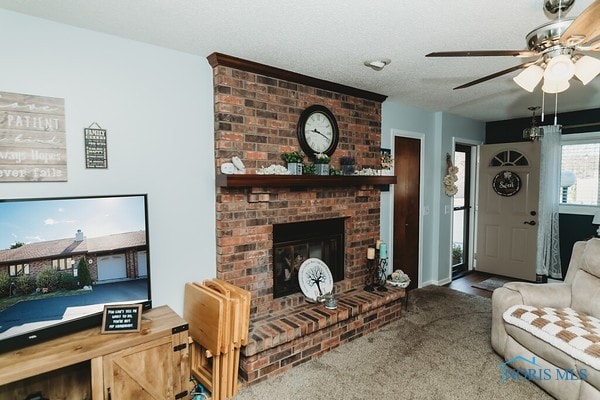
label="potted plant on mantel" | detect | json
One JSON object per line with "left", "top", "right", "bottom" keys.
{"left": 339, "top": 155, "right": 356, "bottom": 176}
{"left": 313, "top": 153, "right": 331, "bottom": 176}
{"left": 281, "top": 151, "right": 304, "bottom": 175}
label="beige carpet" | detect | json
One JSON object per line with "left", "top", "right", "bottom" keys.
{"left": 234, "top": 285, "right": 551, "bottom": 399}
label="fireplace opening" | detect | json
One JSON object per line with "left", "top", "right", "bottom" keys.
{"left": 272, "top": 218, "right": 346, "bottom": 298}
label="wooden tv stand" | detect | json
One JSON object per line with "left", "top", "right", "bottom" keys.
{"left": 0, "top": 305, "right": 189, "bottom": 399}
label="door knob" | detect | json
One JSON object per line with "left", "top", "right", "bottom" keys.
{"left": 524, "top": 220, "right": 537, "bottom": 226}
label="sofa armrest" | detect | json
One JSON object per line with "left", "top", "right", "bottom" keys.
{"left": 491, "top": 287, "right": 523, "bottom": 356}
{"left": 502, "top": 282, "right": 571, "bottom": 308}
{"left": 491, "top": 283, "right": 571, "bottom": 357}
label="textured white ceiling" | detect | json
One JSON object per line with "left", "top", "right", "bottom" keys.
{"left": 1, "top": 0, "right": 599, "bottom": 122}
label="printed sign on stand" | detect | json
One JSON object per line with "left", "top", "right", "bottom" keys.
{"left": 101, "top": 304, "right": 143, "bottom": 334}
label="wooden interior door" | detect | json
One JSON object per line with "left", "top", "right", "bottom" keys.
{"left": 393, "top": 136, "right": 420, "bottom": 288}
{"left": 476, "top": 141, "right": 540, "bottom": 281}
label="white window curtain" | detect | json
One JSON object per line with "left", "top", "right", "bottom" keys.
{"left": 537, "top": 124, "right": 562, "bottom": 279}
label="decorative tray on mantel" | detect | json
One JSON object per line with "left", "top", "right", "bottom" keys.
{"left": 216, "top": 174, "right": 396, "bottom": 188}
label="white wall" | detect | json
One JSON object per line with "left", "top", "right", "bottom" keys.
{"left": 0, "top": 10, "right": 216, "bottom": 315}
{"left": 381, "top": 100, "right": 485, "bottom": 286}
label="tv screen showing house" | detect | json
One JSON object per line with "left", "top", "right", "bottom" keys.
{"left": 0, "top": 194, "right": 151, "bottom": 353}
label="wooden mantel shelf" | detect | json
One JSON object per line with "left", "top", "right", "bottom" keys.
{"left": 216, "top": 174, "right": 396, "bottom": 188}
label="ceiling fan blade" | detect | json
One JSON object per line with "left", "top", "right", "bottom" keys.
{"left": 426, "top": 50, "right": 538, "bottom": 58}
{"left": 453, "top": 61, "right": 538, "bottom": 90}
{"left": 560, "top": 0, "right": 600, "bottom": 46}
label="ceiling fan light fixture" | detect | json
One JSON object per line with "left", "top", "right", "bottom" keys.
{"left": 542, "top": 78, "right": 570, "bottom": 94}
{"left": 590, "top": 40, "right": 600, "bottom": 51}
{"left": 544, "top": 54, "right": 576, "bottom": 82}
{"left": 513, "top": 65, "right": 544, "bottom": 92}
{"left": 574, "top": 55, "right": 600, "bottom": 85}
{"left": 564, "top": 34, "right": 586, "bottom": 47}
{"left": 364, "top": 58, "right": 391, "bottom": 71}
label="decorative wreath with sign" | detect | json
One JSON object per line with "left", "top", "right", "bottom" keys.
{"left": 492, "top": 170, "right": 521, "bottom": 197}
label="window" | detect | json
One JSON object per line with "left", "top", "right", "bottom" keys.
{"left": 561, "top": 133, "right": 600, "bottom": 206}
{"left": 9, "top": 264, "right": 29, "bottom": 277}
{"left": 489, "top": 149, "right": 529, "bottom": 167}
{"left": 52, "top": 257, "right": 73, "bottom": 271}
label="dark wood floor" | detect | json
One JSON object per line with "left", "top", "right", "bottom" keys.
{"left": 445, "top": 271, "right": 501, "bottom": 299}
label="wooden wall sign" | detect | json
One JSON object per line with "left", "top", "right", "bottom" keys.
{"left": 101, "top": 304, "right": 143, "bottom": 334}
{"left": 84, "top": 123, "right": 108, "bottom": 169}
{"left": 0, "top": 91, "right": 67, "bottom": 182}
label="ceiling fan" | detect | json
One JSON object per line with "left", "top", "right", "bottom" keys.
{"left": 426, "top": 0, "right": 600, "bottom": 92}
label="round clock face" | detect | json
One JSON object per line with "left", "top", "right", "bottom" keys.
{"left": 297, "top": 105, "right": 339, "bottom": 157}
{"left": 298, "top": 258, "right": 334, "bottom": 302}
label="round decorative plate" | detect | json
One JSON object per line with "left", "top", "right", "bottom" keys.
{"left": 298, "top": 258, "right": 334, "bottom": 302}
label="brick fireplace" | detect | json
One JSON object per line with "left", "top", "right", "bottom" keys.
{"left": 209, "top": 53, "right": 405, "bottom": 385}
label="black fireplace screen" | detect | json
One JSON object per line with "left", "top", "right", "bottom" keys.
{"left": 273, "top": 218, "right": 345, "bottom": 298}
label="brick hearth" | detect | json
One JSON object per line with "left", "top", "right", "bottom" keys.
{"left": 209, "top": 53, "right": 404, "bottom": 384}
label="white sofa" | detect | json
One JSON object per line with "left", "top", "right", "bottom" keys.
{"left": 492, "top": 238, "right": 600, "bottom": 400}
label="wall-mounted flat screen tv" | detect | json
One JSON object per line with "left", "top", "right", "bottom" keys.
{"left": 0, "top": 194, "right": 151, "bottom": 353}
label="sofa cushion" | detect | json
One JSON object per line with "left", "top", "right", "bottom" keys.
{"left": 581, "top": 238, "right": 600, "bottom": 278}
{"left": 504, "top": 305, "right": 600, "bottom": 370}
{"left": 571, "top": 270, "right": 600, "bottom": 319}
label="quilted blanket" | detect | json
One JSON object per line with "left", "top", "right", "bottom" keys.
{"left": 503, "top": 305, "right": 600, "bottom": 370}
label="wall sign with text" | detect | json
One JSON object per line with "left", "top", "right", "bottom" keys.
{"left": 84, "top": 123, "right": 108, "bottom": 169}
{"left": 492, "top": 170, "right": 521, "bottom": 197}
{"left": 0, "top": 91, "right": 67, "bottom": 182}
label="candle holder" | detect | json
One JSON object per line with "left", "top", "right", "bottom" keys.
{"left": 364, "top": 258, "right": 377, "bottom": 292}
{"left": 364, "top": 242, "right": 389, "bottom": 292}
{"left": 376, "top": 257, "right": 388, "bottom": 292}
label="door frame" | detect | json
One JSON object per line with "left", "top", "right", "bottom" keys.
{"left": 450, "top": 138, "right": 481, "bottom": 280}
{"left": 388, "top": 128, "right": 424, "bottom": 288}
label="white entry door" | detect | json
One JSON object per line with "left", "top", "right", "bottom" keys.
{"left": 476, "top": 141, "right": 540, "bottom": 281}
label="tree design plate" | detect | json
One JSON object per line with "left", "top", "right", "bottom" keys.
{"left": 298, "top": 258, "right": 334, "bottom": 302}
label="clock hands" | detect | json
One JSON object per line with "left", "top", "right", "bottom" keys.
{"left": 309, "top": 128, "right": 329, "bottom": 140}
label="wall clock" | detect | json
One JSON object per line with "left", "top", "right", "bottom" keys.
{"left": 298, "top": 258, "right": 334, "bottom": 302}
{"left": 296, "top": 105, "right": 339, "bottom": 157}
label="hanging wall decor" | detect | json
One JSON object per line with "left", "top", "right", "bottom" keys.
{"left": 0, "top": 91, "right": 66, "bottom": 182}
{"left": 84, "top": 122, "right": 108, "bottom": 169}
{"left": 492, "top": 170, "right": 521, "bottom": 197}
{"left": 443, "top": 153, "right": 459, "bottom": 196}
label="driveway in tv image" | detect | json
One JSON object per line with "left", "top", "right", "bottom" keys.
{"left": 0, "top": 279, "right": 147, "bottom": 337}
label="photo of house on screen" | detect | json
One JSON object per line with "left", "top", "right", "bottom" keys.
{"left": 0, "top": 229, "right": 147, "bottom": 284}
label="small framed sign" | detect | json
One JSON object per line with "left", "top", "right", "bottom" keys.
{"left": 84, "top": 122, "right": 108, "bottom": 169}
{"left": 101, "top": 304, "right": 143, "bottom": 334}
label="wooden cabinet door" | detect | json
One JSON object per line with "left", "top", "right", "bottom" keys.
{"left": 103, "top": 332, "right": 189, "bottom": 399}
